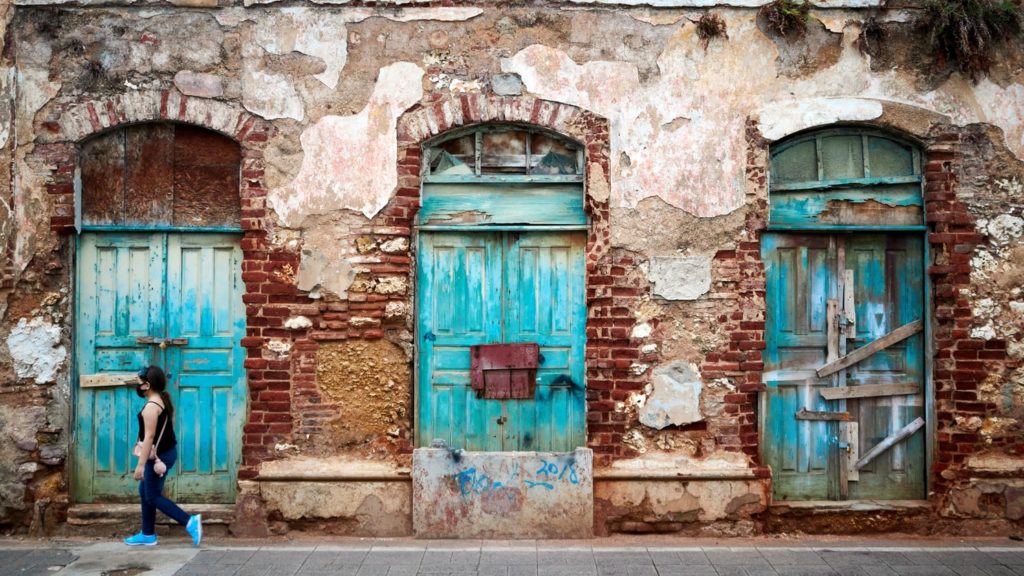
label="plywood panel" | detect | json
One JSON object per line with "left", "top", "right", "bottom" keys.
{"left": 80, "top": 131, "right": 126, "bottom": 226}
{"left": 125, "top": 124, "right": 175, "bottom": 225}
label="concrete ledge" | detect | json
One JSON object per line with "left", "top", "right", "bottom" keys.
{"left": 769, "top": 500, "right": 932, "bottom": 514}
{"left": 413, "top": 448, "right": 594, "bottom": 539}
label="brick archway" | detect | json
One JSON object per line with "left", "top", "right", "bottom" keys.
{"left": 34, "top": 90, "right": 291, "bottom": 482}
{"left": 394, "top": 94, "right": 653, "bottom": 464}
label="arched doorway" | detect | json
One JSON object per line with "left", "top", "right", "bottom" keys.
{"left": 416, "top": 124, "right": 588, "bottom": 451}
{"left": 761, "top": 127, "right": 927, "bottom": 501}
{"left": 73, "top": 123, "right": 247, "bottom": 503}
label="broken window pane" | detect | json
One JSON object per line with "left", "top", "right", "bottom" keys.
{"left": 531, "top": 133, "right": 578, "bottom": 175}
{"left": 481, "top": 130, "right": 527, "bottom": 173}
{"left": 430, "top": 135, "right": 474, "bottom": 175}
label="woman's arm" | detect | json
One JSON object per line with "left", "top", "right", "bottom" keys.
{"left": 133, "top": 404, "right": 160, "bottom": 481}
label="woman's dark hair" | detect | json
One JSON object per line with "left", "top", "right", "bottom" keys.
{"left": 143, "top": 365, "right": 174, "bottom": 421}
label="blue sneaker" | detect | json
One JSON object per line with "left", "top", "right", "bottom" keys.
{"left": 124, "top": 532, "right": 157, "bottom": 546}
{"left": 186, "top": 514, "right": 202, "bottom": 546}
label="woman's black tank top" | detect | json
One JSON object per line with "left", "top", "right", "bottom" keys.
{"left": 137, "top": 401, "right": 177, "bottom": 454}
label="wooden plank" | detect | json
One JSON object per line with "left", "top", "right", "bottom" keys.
{"left": 795, "top": 409, "right": 851, "bottom": 421}
{"left": 854, "top": 416, "right": 925, "bottom": 470}
{"left": 845, "top": 421, "right": 860, "bottom": 482}
{"left": 816, "top": 319, "right": 923, "bottom": 378}
{"left": 843, "top": 269, "right": 856, "bottom": 338}
{"left": 80, "top": 372, "right": 137, "bottom": 388}
{"left": 819, "top": 383, "right": 919, "bottom": 401}
{"left": 826, "top": 299, "right": 839, "bottom": 364}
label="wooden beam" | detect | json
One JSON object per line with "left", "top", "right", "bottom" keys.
{"left": 795, "top": 409, "right": 851, "bottom": 421}
{"left": 844, "top": 421, "right": 860, "bottom": 482}
{"left": 81, "top": 372, "right": 137, "bottom": 388}
{"left": 819, "top": 383, "right": 919, "bottom": 401}
{"left": 827, "top": 299, "right": 839, "bottom": 364}
{"left": 816, "top": 319, "right": 923, "bottom": 378}
{"left": 854, "top": 417, "right": 925, "bottom": 470}
{"left": 843, "top": 269, "right": 856, "bottom": 338}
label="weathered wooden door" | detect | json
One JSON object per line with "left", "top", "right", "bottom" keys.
{"left": 74, "top": 232, "right": 246, "bottom": 503}
{"left": 762, "top": 233, "right": 925, "bottom": 501}
{"left": 417, "top": 231, "right": 586, "bottom": 451}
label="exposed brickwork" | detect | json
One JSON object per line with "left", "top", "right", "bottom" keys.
{"left": 696, "top": 119, "right": 770, "bottom": 464}
{"left": 924, "top": 130, "right": 1019, "bottom": 502}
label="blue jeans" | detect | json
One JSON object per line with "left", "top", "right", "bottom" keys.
{"left": 139, "top": 446, "right": 190, "bottom": 535}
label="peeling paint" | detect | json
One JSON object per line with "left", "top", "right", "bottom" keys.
{"left": 6, "top": 317, "right": 66, "bottom": 384}
{"left": 270, "top": 62, "right": 424, "bottom": 225}
{"left": 640, "top": 361, "right": 703, "bottom": 430}
{"left": 648, "top": 256, "right": 712, "bottom": 300}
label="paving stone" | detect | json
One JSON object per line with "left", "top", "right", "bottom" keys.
{"left": 482, "top": 552, "right": 539, "bottom": 565}
{"left": 887, "top": 567, "right": 957, "bottom": 576}
{"left": 819, "top": 551, "right": 890, "bottom": 566}
{"left": 704, "top": 550, "right": 769, "bottom": 567}
{"left": 773, "top": 567, "right": 839, "bottom": 576}
{"left": 653, "top": 567, "right": 716, "bottom": 576}
{"left": 761, "top": 550, "right": 828, "bottom": 566}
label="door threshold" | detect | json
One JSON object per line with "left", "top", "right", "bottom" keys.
{"left": 770, "top": 499, "right": 930, "bottom": 514}
{"left": 68, "top": 503, "right": 234, "bottom": 526}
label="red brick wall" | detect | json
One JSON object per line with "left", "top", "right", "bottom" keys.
{"left": 924, "top": 130, "right": 1018, "bottom": 501}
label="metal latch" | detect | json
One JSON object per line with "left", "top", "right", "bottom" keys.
{"left": 136, "top": 336, "right": 189, "bottom": 349}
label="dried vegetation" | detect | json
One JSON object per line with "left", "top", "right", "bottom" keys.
{"left": 758, "top": 0, "right": 810, "bottom": 37}
{"left": 923, "top": 0, "right": 1022, "bottom": 81}
{"left": 694, "top": 12, "right": 729, "bottom": 50}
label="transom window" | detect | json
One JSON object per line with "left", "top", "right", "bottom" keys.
{"left": 768, "top": 128, "right": 924, "bottom": 230}
{"left": 425, "top": 125, "right": 583, "bottom": 180}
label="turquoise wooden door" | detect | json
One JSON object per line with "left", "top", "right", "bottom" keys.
{"left": 762, "top": 233, "right": 925, "bottom": 501}
{"left": 74, "top": 232, "right": 247, "bottom": 503}
{"left": 417, "top": 231, "right": 586, "bottom": 451}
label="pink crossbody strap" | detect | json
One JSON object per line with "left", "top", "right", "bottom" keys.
{"left": 151, "top": 407, "right": 169, "bottom": 458}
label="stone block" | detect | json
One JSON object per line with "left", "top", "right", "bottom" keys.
{"left": 648, "top": 256, "right": 712, "bottom": 301}
{"left": 640, "top": 361, "right": 703, "bottom": 430}
{"left": 413, "top": 448, "right": 593, "bottom": 538}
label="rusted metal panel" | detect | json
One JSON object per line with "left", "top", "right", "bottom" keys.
{"left": 80, "top": 130, "right": 126, "bottom": 226}
{"left": 125, "top": 124, "right": 175, "bottom": 226}
{"left": 470, "top": 343, "right": 539, "bottom": 399}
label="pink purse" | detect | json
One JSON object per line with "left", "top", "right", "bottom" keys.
{"left": 133, "top": 416, "right": 169, "bottom": 477}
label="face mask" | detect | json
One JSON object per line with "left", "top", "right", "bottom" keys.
{"left": 135, "top": 384, "right": 148, "bottom": 398}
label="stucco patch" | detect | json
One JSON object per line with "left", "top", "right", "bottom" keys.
{"left": 640, "top": 361, "right": 703, "bottom": 430}
{"left": 757, "top": 98, "right": 884, "bottom": 141}
{"left": 269, "top": 62, "right": 424, "bottom": 225}
{"left": 6, "top": 317, "right": 65, "bottom": 384}
{"left": 648, "top": 255, "right": 712, "bottom": 300}
{"left": 242, "top": 69, "right": 304, "bottom": 121}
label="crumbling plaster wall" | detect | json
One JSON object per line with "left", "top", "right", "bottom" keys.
{"left": 1, "top": 0, "right": 1023, "bottom": 533}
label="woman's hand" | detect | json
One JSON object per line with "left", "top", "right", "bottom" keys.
{"left": 134, "top": 463, "right": 145, "bottom": 481}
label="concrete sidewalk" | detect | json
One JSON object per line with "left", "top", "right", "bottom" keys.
{"left": 2, "top": 538, "right": 1023, "bottom": 576}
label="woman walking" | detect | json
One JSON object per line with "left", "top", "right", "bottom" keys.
{"left": 124, "top": 365, "right": 202, "bottom": 546}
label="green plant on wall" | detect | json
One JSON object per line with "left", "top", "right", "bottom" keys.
{"left": 924, "top": 0, "right": 1021, "bottom": 81}
{"left": 759, "top": 0, "right": 811, "bottom": 37}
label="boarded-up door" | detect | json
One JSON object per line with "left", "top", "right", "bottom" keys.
{"left": 74, "top": 232, "right": 247, "bottom": 503}
{"left": 762, "top": 233, "right": 925, "bottom": 501}
{"left": 417, "top": 231, "right": 586, "bottom": 451}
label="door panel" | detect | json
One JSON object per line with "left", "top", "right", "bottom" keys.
{"left": 763, "top": 234, "right": 835, "bottom": 500}
{"left": 165, "top": 234, "right": 247, "bottom": 502}
{"left": 75, "top": 232, "right": 246, "bottom": 504}
{"left": 846, "top": 235, "right": 925, "bottom": 500}
{"left": 762, "top": 233, "right": 925, "bottom": 501}
{"left": 75, "top": 233, "right": 165, "bottom": 502}
{"left": 417, "top": 231, "right": 586, "bottom": 452}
